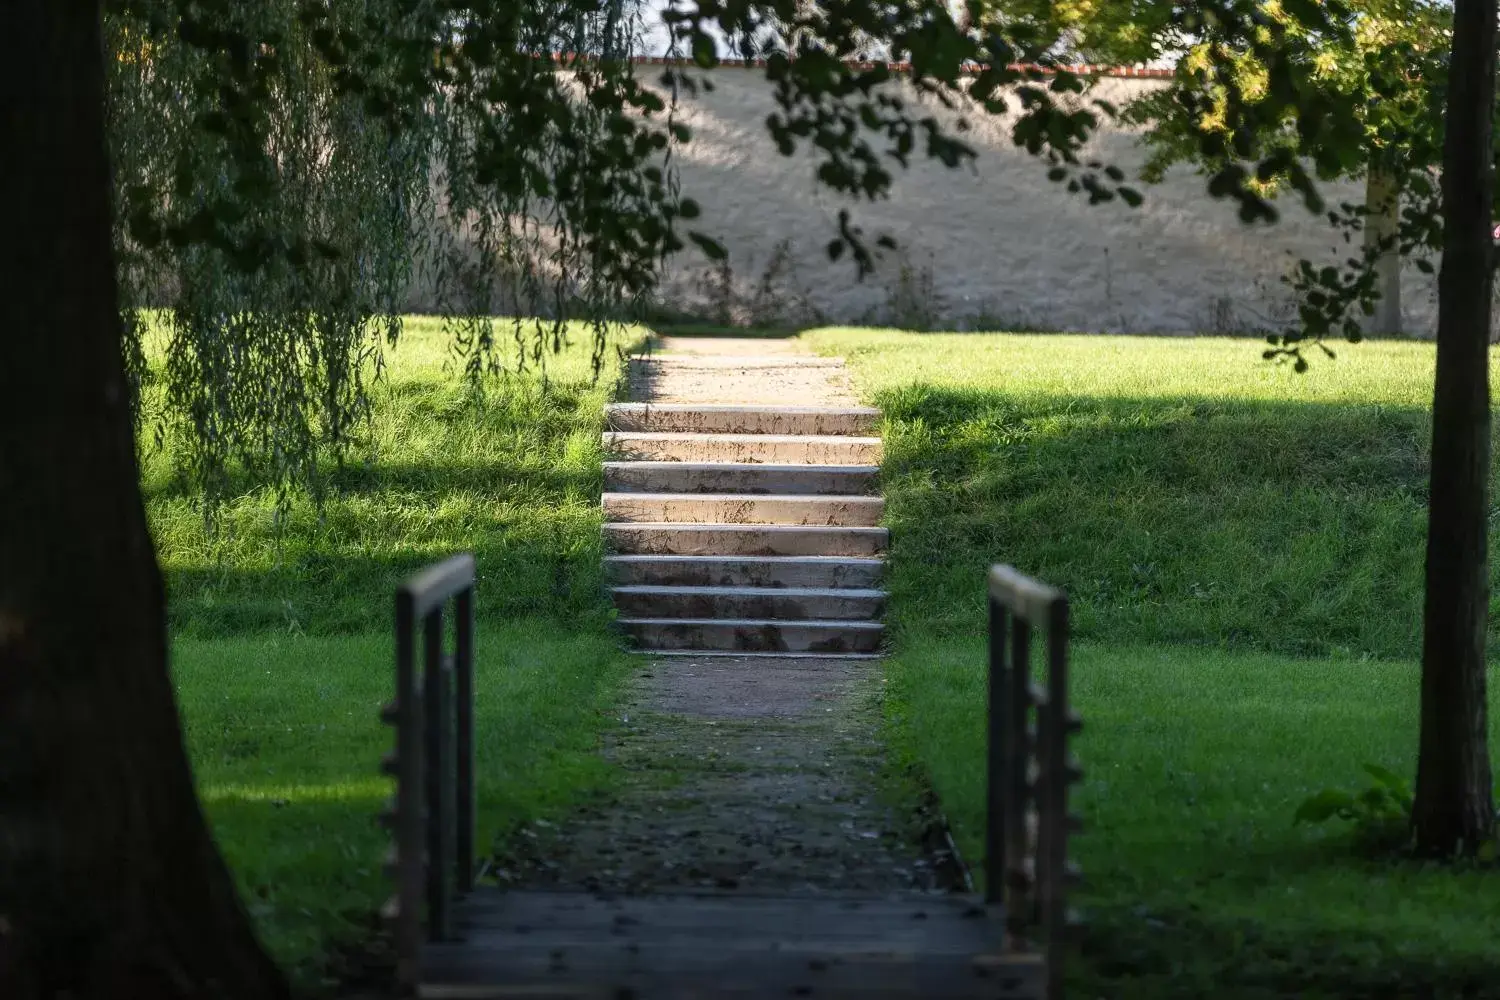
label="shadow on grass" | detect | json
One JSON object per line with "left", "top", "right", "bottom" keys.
{"left": 177, "top": 624, "right": 632, "bottom": 987}
{"left": 882, "top": 636, "right": 1500, "bottom": 1000}
{"left": 1072, "top": 901, "right": 1500, "bottom": 999}
{"left": 147, "top": 459, "right": 600, "bottom": 504}
{"left": 873, "top": 382, "right": 1475, "bottom": 662}
{"left": 166, "top": 545, "right": 611, "bottom": 639}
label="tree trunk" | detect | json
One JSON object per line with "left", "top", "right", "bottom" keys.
{"left": 0, "top": 4, "right": 290, "bottom": 997}
{"left": 1363, "top": 165, "right": 1403, "bottom": 337}
{"left": 1412, "top": 0, "right": 1497, "bottom": 857}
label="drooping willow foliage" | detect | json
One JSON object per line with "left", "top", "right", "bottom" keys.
{"left": 100, "top": 0, "right": 1157, "bottom": 512}
{"left": 109, "top": 1, "right": 420, "bottom": 506}
{"left": 104, "top": 0, "right": 675, "bottom": 510}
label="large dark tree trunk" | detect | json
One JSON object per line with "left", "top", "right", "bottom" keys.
{"left": 0, "top": 4, "right": 289, "bottom": 997}
{"left": 1412, "top": 0, "right": 1497, "bottom": 857}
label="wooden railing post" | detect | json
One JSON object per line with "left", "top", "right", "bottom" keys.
{"left": 1005, "top": 616, "right": 1034, "bottom": 945}
{"left": 455, "top": 583, "right": 476, "bottom": 894}
{"left": 379, "top": 554, "right": 478, "bottom": 993}
{"left": 986, "top": 564, "right": 1084, "bottom": 1000}
{"left": 386, "top": 588, "right": 425, "bottom": 993}
{"left": 985, "top": 594, "right": 1008, "bottom": 906}
{"left": 424, "top": 610, "right": 454, "bottom": 942}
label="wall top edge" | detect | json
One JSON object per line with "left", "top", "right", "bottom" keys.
{"left": 549, "top": 53, "right": 1176, "bottom": 80}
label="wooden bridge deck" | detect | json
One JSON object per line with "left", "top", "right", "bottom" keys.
{"left": 385, "top": 556, "right": 1078, "bottom": 1000}
{"left": 417, "top": 888, "right": 1043, "bottom": 999}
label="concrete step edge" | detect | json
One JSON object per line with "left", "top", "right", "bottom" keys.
{"left": 603, "top": 492, "right": 884, "bottom": 503}
{"left": 603, "top": 462, "right": 881, "bottom": 473}
{"left": 611, "top": 585, "right": 888, "bottom": 598}
{"left": 617, "top": 617, "right": 885, "bottom": 629}
{"left": 604, "top": 431, "right": 882, "bottom": 441}
{"left": 605, "top": 403, "right": 880, "bottom": 415}
{"left": 630, "top": 355, "right": 847, "bottom": 366}
{"left": 603, "top": 523, "right": 888, "bottom": 534}
{"left": 628, "top": 650, "right": 884, "bottom": 660}
{"left": 603, "top": 554, "right": 886, "bottom": 564}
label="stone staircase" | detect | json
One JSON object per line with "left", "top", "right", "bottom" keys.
{"left": 601, "top": 350, "right": 888, "bottom": 656}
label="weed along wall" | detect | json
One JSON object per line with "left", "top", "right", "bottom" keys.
{"left": 640, "top": 64, "right": 1442, "bottom": 337}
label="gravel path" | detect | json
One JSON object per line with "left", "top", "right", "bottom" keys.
{"left": 495, "top": 337, "right": 959, "bottom": 898}
{"left": 495, "top": 655, "right": 955, "bottom": 895}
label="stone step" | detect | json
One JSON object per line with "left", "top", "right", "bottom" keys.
{"left": 604, "top": 523, "right": 888, "bottom": 557}
{"left": 619, "top": 618, "right": 885, "bottom": 654}
{"left": 612, "top": 585, "right": 887, "bottom": 621}
{"left": 603, "top": 432, "right": 882, "bottom": 465}
{"left": 604, "top": 462, "right": 878, "bottom": 496}
{"left": 604, "top": 403, "right": 880, "bottom": 436}
{"left": 602, "top": 493, "right": 884, "bottom": 527}
{"left": 633, "top": 355, "right": 846, "bottom": 368}
{"left": 632, "top": 650, "right": 884, "bottom": 660}
{"left": 627, "top": 379, "right": 855, "bottom": 407}
{"left": 604, "top": 555, "right": 884, "bottom": 589}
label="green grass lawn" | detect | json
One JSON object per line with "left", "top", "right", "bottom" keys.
{"left": 801, "top": 328, "right": 1500, "bottom": 997}
{"left": 146, "top": 318, "right": 642, "bottom": 985}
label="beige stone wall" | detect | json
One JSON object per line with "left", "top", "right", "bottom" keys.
{"left": 645, "top": 69, "right": 1440, "bottom": 337}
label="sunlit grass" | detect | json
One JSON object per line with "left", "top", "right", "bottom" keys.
{"left": 801, "top": 329, "right": 1452, "bottom": 406}
{"left": 145, "top": 318, "right": 645, "bottom": 638}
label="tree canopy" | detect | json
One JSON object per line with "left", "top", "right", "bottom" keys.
{"left": 103, "top": 0, "right": 1148, "bottom": 512}
{"left": 1000, "top": 0, "right": 1477, "bottom": 353}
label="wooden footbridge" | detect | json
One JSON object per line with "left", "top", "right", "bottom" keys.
{"left": 378, "top": 554, "right": 1083, "bottom": 999}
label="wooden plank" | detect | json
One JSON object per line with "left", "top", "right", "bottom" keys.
{"left": 419, "top": 891, "right": 1035, "bottom": 997}
{"left": 986, "top": 596, "right": 1008, "bottom": 906}
{"left": 426, "top": 615, "right": 454, "bottom": 942}
{"left": 421, "top": 928, "right": 1045, "bottom": 999}
{"left": 392, "top": 589, "right": 425, "bottom": 991}
{"left": 455, "top": 585, "right": 476, "bottom": 894}
{"left": 1004, "top": 617, "right": 1034, "bottom": 941}
{"left": 402, "top": 553, "right": 477, "bottom": 618}
{"left": 1041, "top": 604, "right": 1073, "bottom": 1000}
{"left": 987, "top": 565, "right": 1063, "bottom": 623}
{"left": 448, "top": 889, "right": 997, "bottom": 942}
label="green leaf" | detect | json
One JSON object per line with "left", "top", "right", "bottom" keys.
{"left": 1294, "top": 789, "right": 1355, "bottom": 824}
{"left": 687, "top": 231, "right": 726, "bottom": 261}
{"left": 1362, "top": 763, "right": 1413, "bottom": 808}
{"left": 1118, "top": 187, "right": 1143, "bottom": 208}
{"left": 678, "top": 198, "right": 701, "bottom": 220}
{"left": 691, "top": 32, "right": 717, "bottom": 69}
{"left": 826, "top": 238, "right": 846, "bottom": 262}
